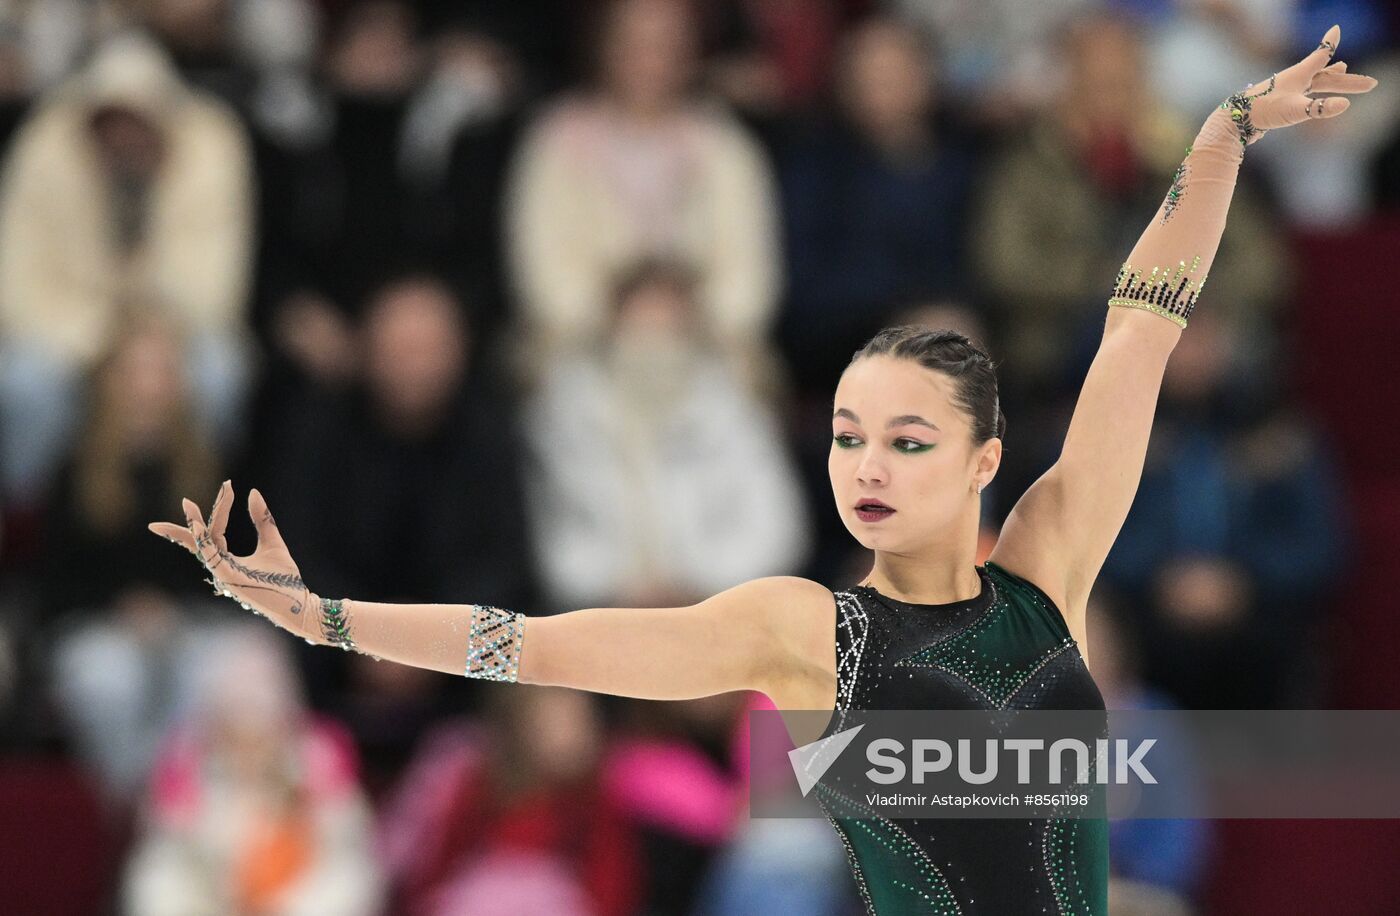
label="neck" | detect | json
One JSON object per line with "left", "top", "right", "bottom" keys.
{"left": 863, "top": 547, "right": 983, "bottom": 605}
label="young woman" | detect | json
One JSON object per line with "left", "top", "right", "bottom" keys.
{"left": 152, "top": 27, "right": 1373, "bottom": 915}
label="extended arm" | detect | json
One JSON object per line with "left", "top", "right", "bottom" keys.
{"left": 309, "top": 580, "right": 808, "bottom": 701}
{"left": 151, "top": 485, "right": 828, "bottom": 703}
{"left": 993, "top": 26, "right": 1375, "bottom": 608}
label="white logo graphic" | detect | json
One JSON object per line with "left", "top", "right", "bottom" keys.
{"left": 789, "top": 725, "right": 865, "bottom": 796}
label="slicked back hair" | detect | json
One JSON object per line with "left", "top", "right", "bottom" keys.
{"left": 848, "top": 326, "right": 1006, "bottom": 446}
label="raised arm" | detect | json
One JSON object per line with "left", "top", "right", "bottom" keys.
{"left": 991, "top": 26, "right": 1376, "bottom": 613}
{"left": 151, "top": 483, "right": 833, "bottom": 705}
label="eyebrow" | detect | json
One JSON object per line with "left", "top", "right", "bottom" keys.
{"left": 832, "top": 408, "right": 940, "bottom": 431}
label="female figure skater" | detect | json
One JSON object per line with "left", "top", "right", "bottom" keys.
{"left": 153, "top": 27, "right": 1374, "bottom": 915}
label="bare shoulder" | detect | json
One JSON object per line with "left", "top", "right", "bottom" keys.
{"left": 695, "top": 576, "right": 838, "bottom": 704}
{"left": 696, "top": 575, "right": 836, "bottom": 635}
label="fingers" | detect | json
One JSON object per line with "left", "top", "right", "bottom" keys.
{"left": 190, "top": 514, "right": 221, "bottom": 570}
{"left": 149, "top": 521, "right": 197, "bottom": 554}
{"left": 248, "top": 488, "right": 287, "bottom": 552}
{"left": 181, "top": 497, "right": 207, "bottom": 531}
{"left": 1303, "top": 24, "right": 1341, "bottom": 73}
{"left": 1308, "top": 96, "right": 1351, "bottom": 119}
{"left": 1287, "top": 95, "right": 1351, "bottom": 121}
{"left": 210, "top": 480, "right": 233, "bottom": 553}
{"left": 1308, "top": 71, "right": 1378, "bottom": 95}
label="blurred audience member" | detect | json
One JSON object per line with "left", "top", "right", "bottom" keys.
{"left": 259, "top": 0, "right": 422, "bottom": 352}
{"left": 968, "top": 10, "right": 1287, "bottom": 404}
{"left": 50, "top": 585, "right": 227, "bottom": 804}
{"left": 265, "top": 273, "right": 538, "bottom": 728}
{"left": 39, "top": 315, "right": 223, "bottom": 616}
{"left": 122, "top": 623, "right": 383, "bottom": 916}
{"left": 377, "top": 685, "right": 641, "bottom": 916}
{"left": 257, "top": 0, "right": 527, "bottom": 378}
{"left": 0, "top": 33, "right": 256, "bottom": 504}
{"left": 1100, "top": 313, "right": 1350, "bottom": 708}
{"left": 505, "top": 0, "right": 782, "bottom": 389}
{"left": 269, "top": 273, "right": 537, "bottom": 610}
{"left": 521, "top": 258, "right": 809, "bottom": 611}
{"left": 778, "top": 14, "right": 981, "bottom": 392}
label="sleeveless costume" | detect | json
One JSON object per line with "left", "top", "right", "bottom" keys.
{"left": 813, "top": 560, "right": 1108, "bottom": 915}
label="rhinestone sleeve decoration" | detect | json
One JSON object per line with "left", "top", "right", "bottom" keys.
{"left": 1159, "top": 148, "right": 1190, "bottom": 225}
{"left": 466, "top": 604, "right": 525, "bottom": 682}
{"left": 1219, "top": 72, "right": 1276, "bottom": 148}
{"left": 1106, "top": 255, "right": 1204, "bottom": 328}
{"left": 319, "top": 597, "right": 356, "bottom": 652}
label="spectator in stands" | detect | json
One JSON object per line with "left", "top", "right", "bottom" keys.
{"left": 0, "top": 33, "right": 255, "bottom": 505}
{"left": 778, "top": 14, "right": 982, "bottom": 392}
{"left": 521, "top": 258, "right": 809, "bottom": 611}
{"left": 264, "top": 273, "right": 538, "bottom": 734}
{"left": 376, "top": 685, "right": 641, "bottom": 916}
{"left": 122, "top": 623, "right": 383, "bottom": 916}
{"left": 39, "top": 315, "right": 224, "bottom": 617}
{"left": 267, "top": 273, "right": 537, "bottom": 610}
{"left": 504, "top": 0, "right": 782, "bottom": 390}
{"left": 50, "top": 585, "right": 228, "bottom": 805}
{"left": 258, "top": 0, "right": 424, "bottom": 389}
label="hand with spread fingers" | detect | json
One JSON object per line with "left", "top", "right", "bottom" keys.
{"left": 1106, "top": 24, "right": 1380, "bottom": 330}
{"left": 1223, "top": 24, "right": 1378, "bottom": 147}
{"left": 149, "top": 481, "right": 324, "bottom": 645}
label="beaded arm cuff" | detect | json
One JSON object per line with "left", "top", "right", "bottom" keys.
{"left": 1107, "top": 255, "right": 1205, "bottom": 329}
{"left": 466, "top": 604, "right": 526, "bottom": 682}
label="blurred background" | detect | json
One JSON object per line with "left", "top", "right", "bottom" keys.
{"left": 0, "top": 0, "right": 1398, "bottom": 913}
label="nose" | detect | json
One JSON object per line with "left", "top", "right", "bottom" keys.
{"left": 856, "top": 449, "right": 887, "bottom": 487}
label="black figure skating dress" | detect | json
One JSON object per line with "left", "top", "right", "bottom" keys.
{"left": 814, "top": 560, "right": 1108, "bottom": 914}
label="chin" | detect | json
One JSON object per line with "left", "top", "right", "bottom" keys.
{"left": 846, "top": 520, "right": 895, "bottom": 549}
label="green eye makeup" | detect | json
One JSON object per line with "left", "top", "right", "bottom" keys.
{"left": 832, "top": 435, "right": 934, "bottom": 453}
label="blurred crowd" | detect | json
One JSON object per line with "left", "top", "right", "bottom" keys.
{"left": 1, "top": 0, "right": 1399, "bottom": 914}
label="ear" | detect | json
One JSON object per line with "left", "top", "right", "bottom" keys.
{"left": 976, "top": 437, "right": 1002, "bottom": 485}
